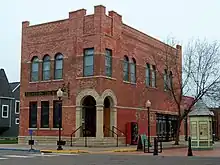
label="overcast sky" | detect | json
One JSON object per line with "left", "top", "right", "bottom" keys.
{"left": 1, "top": 0, "right": 219, "bottom": 82}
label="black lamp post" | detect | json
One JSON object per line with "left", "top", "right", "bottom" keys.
{"left": 57, "top": 88, "right": 63, "bottom": 150}
{"left": 146, "top": 100, "right": 151, "bottom": 153}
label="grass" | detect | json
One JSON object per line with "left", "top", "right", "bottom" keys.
{"left": 0, "top": 137, "right": 18, "bottom": 144}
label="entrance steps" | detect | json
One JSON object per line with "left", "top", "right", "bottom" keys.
{"left": 67, "top": 137, "right": 126, "bottom": 147}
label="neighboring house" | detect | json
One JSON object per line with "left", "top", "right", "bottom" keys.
{"left": 0, "top": 68, "right": 20, "bottom": 137}
{"left": 209, "top": 107, "right": 220, "bottom": 140}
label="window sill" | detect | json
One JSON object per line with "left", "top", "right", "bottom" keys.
{"left": 51, "top": 128, "right": 63, "bottom": 130}
{"left": 28, "top": 128, "right": 37, "bottom": 130}
{"left": 52, "top": 79, "right": 64, "bottom": 82}
{"left": 76, "top": 75, "right": 116, "bottom": 80}
{"left": 39, "top": 128, "right": 50, "bottom": 130}
{"left": 29, "top": 79, "right": 64, "bottom": 84}
{"left": 146, "top": 86, "right": 158, "bottom": 89}
{"left": 123, "top": 81, "right": 136, "bottom": 85}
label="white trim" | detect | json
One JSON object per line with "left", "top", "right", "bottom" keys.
{"left": 15, "top": 118, "right": 19, "bottom": 125}
{"left": 12, "top": 84, "right": 20, "bottom": 92}
{"left": 15, "top": 100, "right": 20, "bottom": 114}
{"left": 0, "top": 97, "right": 14, "bottom": 100}
{"left": 2, "top": 105, "right": 9, "bottom": 118}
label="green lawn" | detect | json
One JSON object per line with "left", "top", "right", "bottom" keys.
{"left": 0, "top": 137, "right": 18, "bottom": 144}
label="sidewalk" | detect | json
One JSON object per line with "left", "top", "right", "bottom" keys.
{"left": 0, "top": 141, "right": 189, "bottom": 154}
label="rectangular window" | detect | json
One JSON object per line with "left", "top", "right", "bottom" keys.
{"left": 146, "top": 64, "right": 150, "bottom": 86}
{"left": 105, "top": 49, "right": 112, "bottom": 77}
{"left": 15, "top": 100, "right": 20, "bottom": 114}
{"left": 123, "top": 61, "right": 129, "bottom": 81}
{"left": 53, "top": 100, "right": 62, "bottom": 128}
{"left": 41, "top": 101, "right": 49, "bottom": 128}
{"left": 29, "top": 102, "right": 37, "bottom": 128}
{"left": 83, "top": 48, "right": 94, "bottom": 76}
{"left": 15, "top": 118, "right": 19, "bottom": 125}
{"left": 152, "top": 65, "right": 156, "bottom": 87}
{"left": 2, "top": 105, "right": 9, "bottom": 118}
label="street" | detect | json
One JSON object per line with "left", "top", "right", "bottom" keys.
{"left": 0, "top": 151, "right": 219, "bottom": 165}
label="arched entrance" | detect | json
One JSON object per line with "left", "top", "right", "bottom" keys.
{"left": 82, "top": 96, "right": 96, "bottom": 137}
{"left": 103, "top": 97, "right": 111, "bottom": 137}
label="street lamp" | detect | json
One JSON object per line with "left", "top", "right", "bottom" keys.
{"left": 57, "top": 88, "right": 63, "bottom": 150}
{"left": 145, "top": 100, "right": 151, "bottom": 153}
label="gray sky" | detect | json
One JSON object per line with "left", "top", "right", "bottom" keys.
{"left": 1, "top": 0, "right": 219, "bottom": 82}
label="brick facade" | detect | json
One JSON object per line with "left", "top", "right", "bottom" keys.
{"left": 20, "top": 5, "right": 185, "bottom": 144}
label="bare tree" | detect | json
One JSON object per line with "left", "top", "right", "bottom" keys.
{"left": 152, "top": 37, "right": 220, "bottom": 145}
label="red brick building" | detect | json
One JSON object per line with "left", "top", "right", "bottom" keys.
{"left": 19, "top": 5, "right": 185, "bottom": 145}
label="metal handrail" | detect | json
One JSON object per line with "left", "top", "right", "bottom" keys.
{"left": 103, "top": 125, "right": 119, "bottom": 147}
{"left": 70, "top": 126, "right": 82, "bottom": 147}
{"left": 112, "top": 126, "right": 127, "bottom": 146}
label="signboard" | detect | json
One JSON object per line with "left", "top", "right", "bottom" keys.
{"left": 29, "top": 130, "right": 33, "bottom": 136}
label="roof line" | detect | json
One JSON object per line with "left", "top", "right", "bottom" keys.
{"left": 12, "top": 83, "right": 20, "bottom": 92}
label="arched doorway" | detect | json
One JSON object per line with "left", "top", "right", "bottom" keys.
{"left": 103, "top": 97, "right": 112, "bottom": 137}
{"left": 82, "top": 96, "right": 96, "bottom": 137}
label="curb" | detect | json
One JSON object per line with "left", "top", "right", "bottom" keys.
{"left": 112, "top": 148, "right": 137, "bottom": 152}
{"left": 40, "top": 149, "right": 89, "bottom": 154}
{"left": 0, "top": 148, "right": 41, "bottom": 153}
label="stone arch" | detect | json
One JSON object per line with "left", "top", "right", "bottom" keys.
{"left": 100, "top": 89, "right": 117, "bottom": 107}
{"left": 76, "top": 88, "right": 100, "bottom": 106}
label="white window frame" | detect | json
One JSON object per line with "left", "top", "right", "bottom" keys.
{"left": 15, "top": 100, "right": 20, "bottom": 114}
{"left": 15, "top": 118, "right": 19, "bottom": 125}
{"left": 2, "top": 105, "right": 9, "bottom": 118}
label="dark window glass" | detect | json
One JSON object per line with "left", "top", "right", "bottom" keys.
{"left": 84, "top": 48, "right": 94, "bottom": 76}
{"left": 105, "top": 49, "right": 112, "bottom": 77}
{"left": 123, "top": 56, "right": 129, "bottom": 81}
{"left": 152, "top": 65, "right": 156, "bottom": 87}
{"left": 15, "top": 101, "right": 20, "bottom": 114}
{"left": 164, "top": 69, "right": 168, "bottom": 90}
{"left": 31, "top": 57, "right": 39, "bottom": 82}
{"left": 41, "top": 101, "right": 49, "bottom": 128}
{"left": 53, "top": 100, "right": 62, "bottom": 128}
{"left": 29, "top": 102, "right": 37, "bottom": 128}
{"left": 130, "top": 58, "right": 136, "bottom": 83}
{"left": 54, "top": 54, "right": 63, "bottom": 79}
{"left": 146, "top": 63, "right": 150, "bottom": 86}
{"left": 42, "top": 55, "right": 50, "bottom": 80}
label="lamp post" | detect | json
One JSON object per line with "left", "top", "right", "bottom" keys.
{"left": 146, "top": 100, "right": 151, "bottom": 153}
{"left": 57, "top": 88, "right": 63, "bottom": 150}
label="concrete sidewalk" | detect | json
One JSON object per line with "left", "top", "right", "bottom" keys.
{"left": 0, "top": 141, "right": 219, "bottom": 154}
{"left": 0, "top": 141, "right": 190, "bottom": 154}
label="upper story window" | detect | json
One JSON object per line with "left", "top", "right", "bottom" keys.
{"left": 152, "top": 65, "right": 156, "bottom": 87}
{"left": 15, "top": 100, "right": 20, "bottom": 114}
{"left": 169, "top": 71, "right": 173, "bottom": 89}
{"left": 2, "top": 105, "right": 9, "bottom": 118}
{"left": 105, "top": 49, "right": 112, "bottom": 77}
{"left": 146, "top": 63, "right": 150, "bottom": 87}
{"left": 31, "top": 56, "right": 39, "bottom": 82}
{"left": 123, "top": 56, "right": 129, "bottom": 81}
{"left": 84, "top": 48, "right": 94, "bottom": 77}
{"left": 42, "top": 55, "right": 50, "bottom": 81}
{"left": 164, "top": 69, "right": 168, "bottom": 90}
{"left": 130, "top": 58, "right": 136, "bottom": 83}
{"left": 54, "top": 53, "right": 63, "bottom": 80}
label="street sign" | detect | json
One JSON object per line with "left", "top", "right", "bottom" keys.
{"left": 29, "top": 130, "right": 33, "bottom": 136}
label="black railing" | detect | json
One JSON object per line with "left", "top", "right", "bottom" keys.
{"left": 103, "top": 125, "right": 119, "bottom": 147}
{"left": 112, "top": 126, "right": 127, "bottom": 146}
{"left": 70, "top": 126, "right": 82, "bottom": 147}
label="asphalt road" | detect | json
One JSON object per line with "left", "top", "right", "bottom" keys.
{"left": 0, "top": 151, "right": 219, "bottom": 165}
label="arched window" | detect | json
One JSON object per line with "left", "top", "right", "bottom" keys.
{"left": 31, "top": 56, "right": 39, "bottom": 82}
{"left": 54, "top": 53, "right": 63, "bottom": 79}
{"left": 123, "top": 56, "right": 129, "bottom": 81}
{"left": 84, "top": 48, "right": 94, "bottom": 76}
{"left": 152, "top": 65, "right": 156, "bottom": 87}
{"left": 105, "top": 49, "right": 112, "bottom": 77}
{"left": 130, "top": 58, "right": 136, "bottom": 83}
{"left": 169, "top": 71, "right": 173, "bottom": 89}
{"left": 146, "top": 63, "right": 150, "bottom": 86}
{"left": 164, "top": 69, "right": 168, "bottom": 90}
{"left": 42, "top": 55, "right": 50, "bottom": 80}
